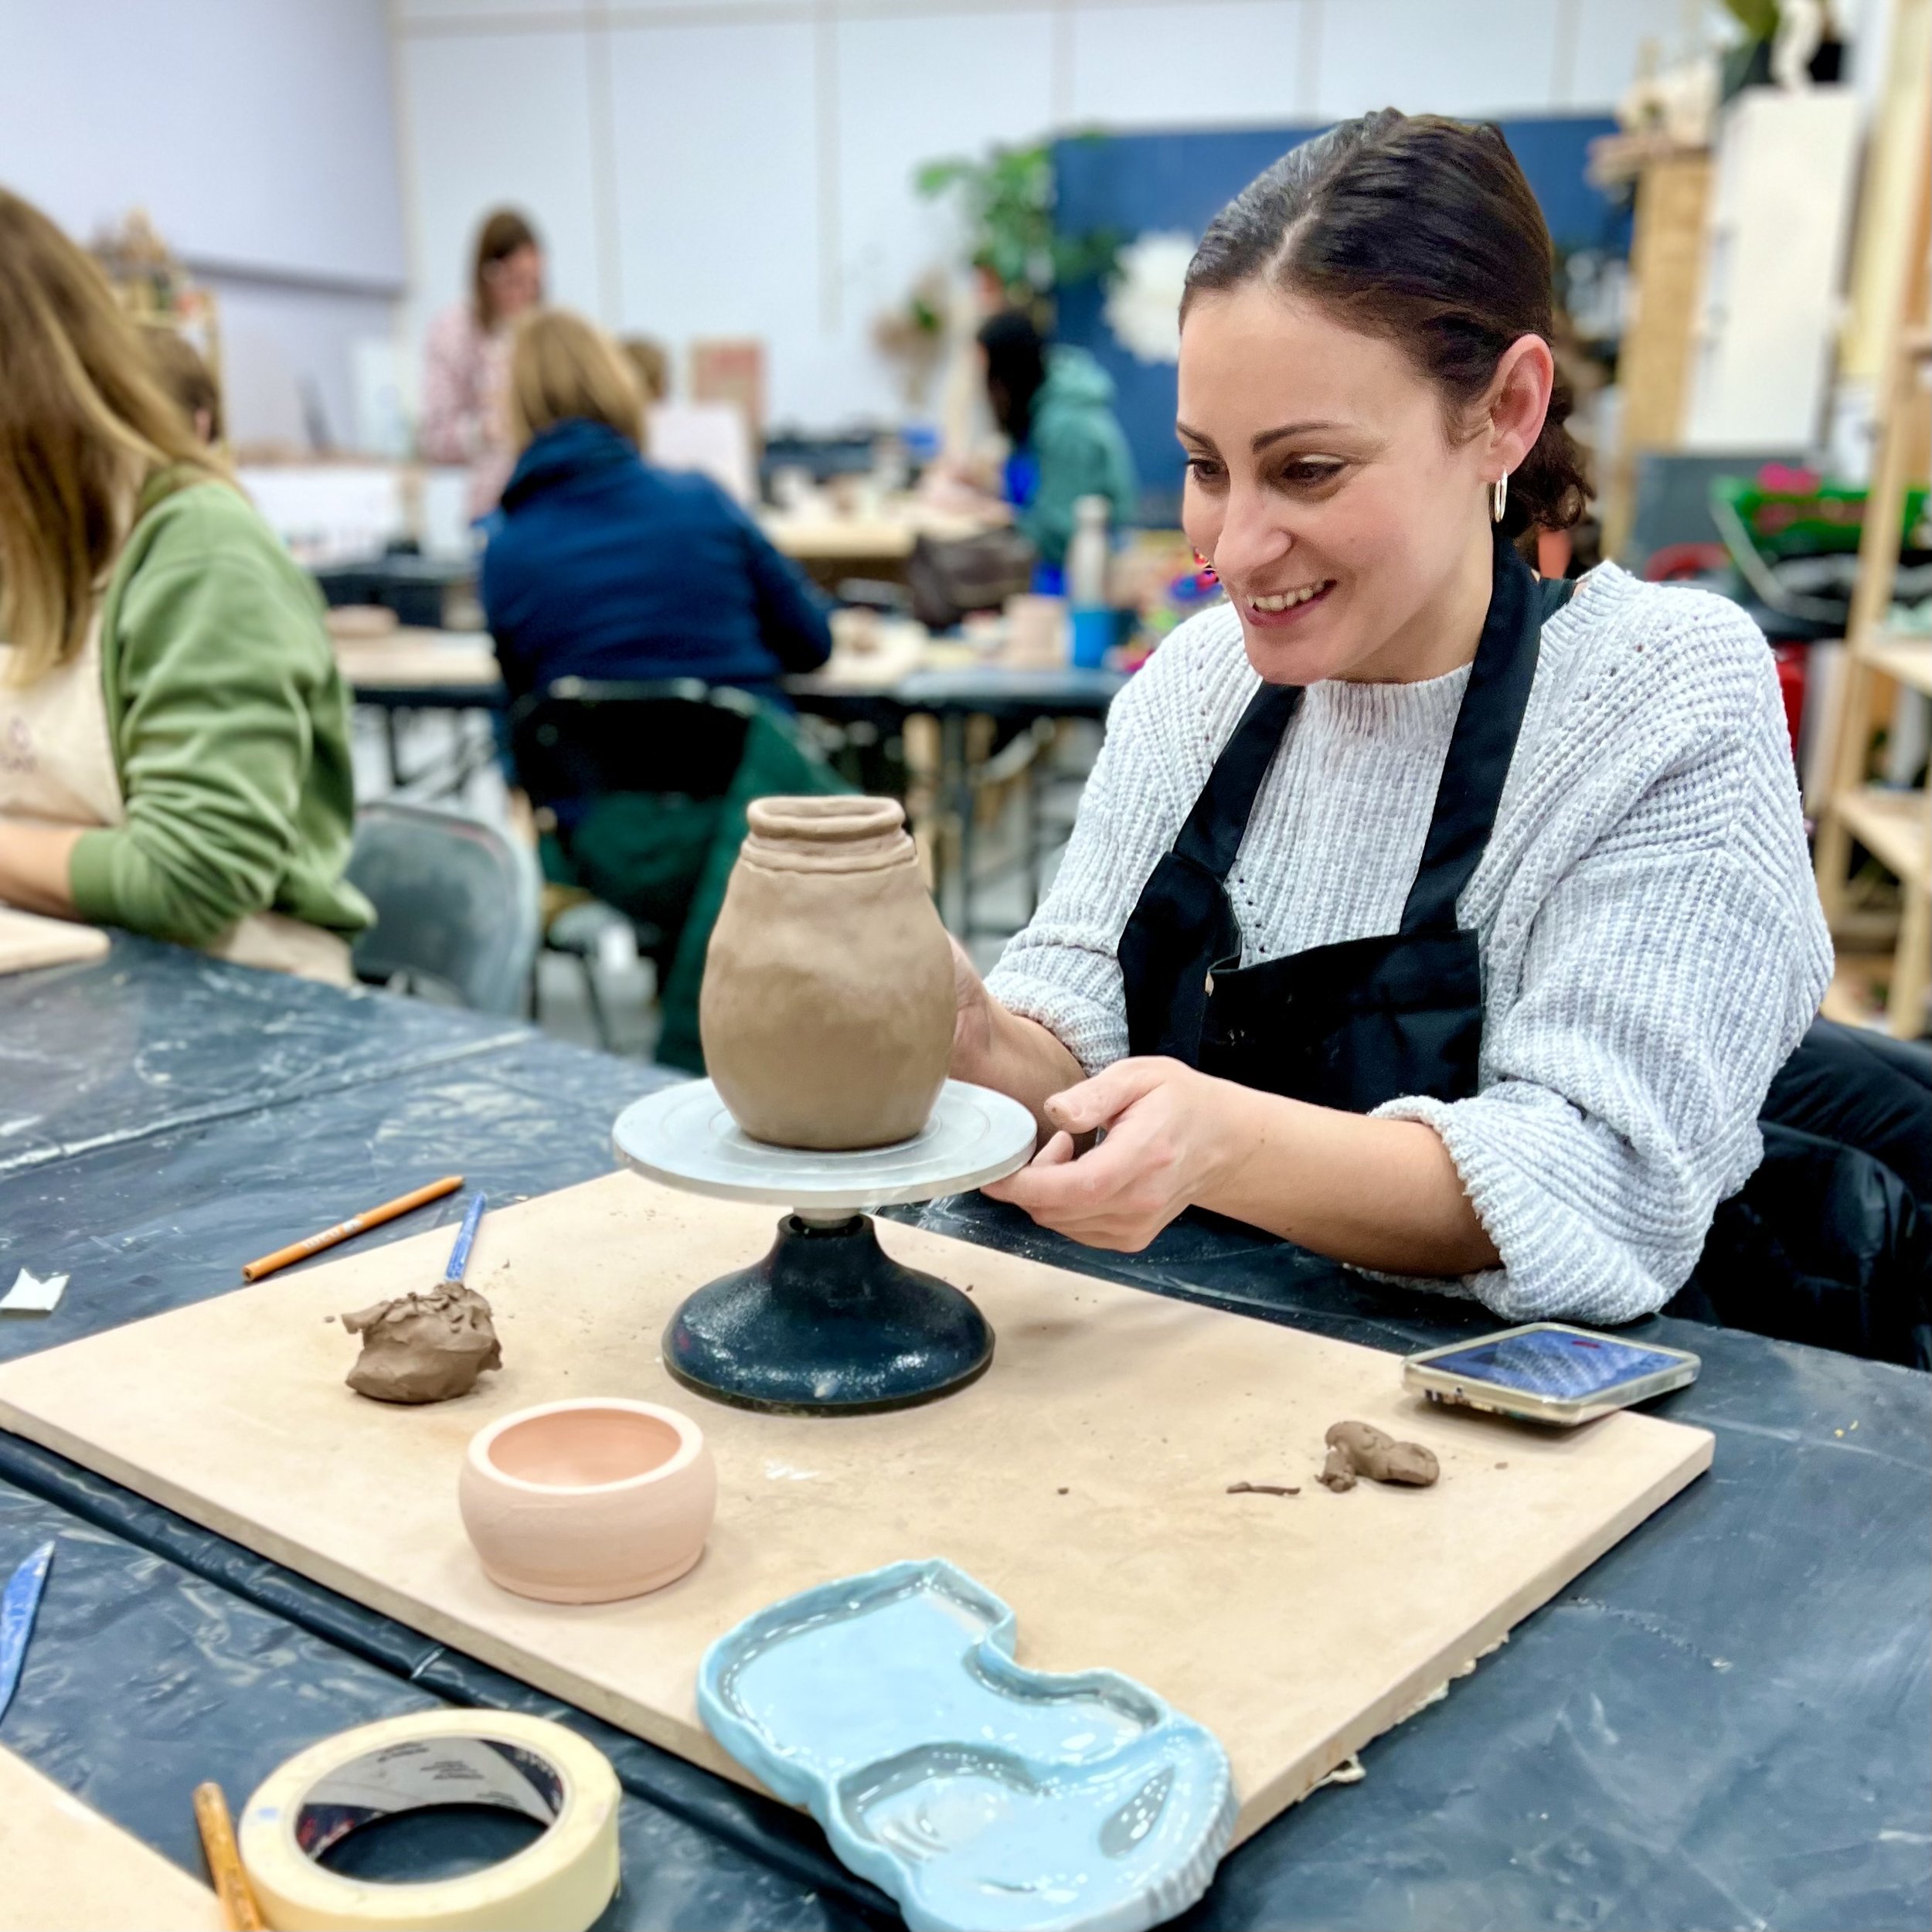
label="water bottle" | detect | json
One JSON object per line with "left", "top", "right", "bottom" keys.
{"left": 1066, "top": 495, "right": 1112, "bottom": 669}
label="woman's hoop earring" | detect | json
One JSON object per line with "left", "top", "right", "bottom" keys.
{"left": 1491, "top": 474, "right": 1509, "bottom": 524}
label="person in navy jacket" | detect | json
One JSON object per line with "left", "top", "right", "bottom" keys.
{"left": 481, "top": 310, "right": 832, "bottom": 711}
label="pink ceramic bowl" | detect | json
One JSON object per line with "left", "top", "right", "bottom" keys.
{"left": 459, "top": 1398, "right": 716, "bottom": 1604}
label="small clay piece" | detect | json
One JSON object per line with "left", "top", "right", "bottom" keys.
{"left": 1226, "top": 1481, "right": 1300, "bottom": 1497}
{"left": 699, "top": 796, "right": 955, "bottom": 1151}
{"left": 341, "top": 1284, "right": 502, "bottom": 1404}
{"left": 1317, "top": 1420, "right": 1440, "bottom": 1493}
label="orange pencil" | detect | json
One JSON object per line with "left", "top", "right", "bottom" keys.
{"left": 240, "top": 1175, "right": 463, "bottom": 1282}
{"left": 192, "top": 1781, "right": 264, "bottom": 1930}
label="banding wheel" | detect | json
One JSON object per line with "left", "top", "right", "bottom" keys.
{"left": 611, "top": 1080, "right": 1036, "bottom": 1414}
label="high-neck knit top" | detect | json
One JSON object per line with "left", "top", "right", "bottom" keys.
{"left": 985, "top": 563, "right": 1832, "bottom": 1324}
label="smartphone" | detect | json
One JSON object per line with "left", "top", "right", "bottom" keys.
{"left": 1402, "top": 1322, "right": 1700, "bottom": 1427}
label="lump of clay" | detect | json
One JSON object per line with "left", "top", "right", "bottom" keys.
{"left": 699, "top": 796, "right": 955, "bottom": 1151}
{"left": 1318, "top": 1420, "right": 1440, "bottom": 1492}
{"left": 342, "top": 1284, "right": 502, "bottom": 1404}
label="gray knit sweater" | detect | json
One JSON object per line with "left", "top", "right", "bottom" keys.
{"left": 986, "top": 563, "right": 1832, "bottom": 1322}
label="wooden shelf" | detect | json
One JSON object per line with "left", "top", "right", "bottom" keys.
{"left": 1838, "top": 784, "right": 1930, "bottom": 883}
{"left": 1855, "top": 630, "right": 1932, "bottom": 697}
{"left": 1811, "top": 35, "right": 1929, "bottom": 1037}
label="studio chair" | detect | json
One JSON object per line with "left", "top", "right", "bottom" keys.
{"left": 346, "top": 800, "right": 539, "bottom": 1015}
{"left": 510, "top": 678, "right": 756, "bottom": 1050}
{"left": 510, "top": 676, "right": 846, "bottom": 1069}
{"left": 512, "top": 677, "right": 758, "bottom": 811}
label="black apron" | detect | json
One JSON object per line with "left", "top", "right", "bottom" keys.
{"left": 1120, "top": 529, "right": 1568, "bottom": 1111}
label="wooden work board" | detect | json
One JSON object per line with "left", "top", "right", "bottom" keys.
{"left": 0, "top": 1173, "right": 1712, "bottom": 1845}
{"left": 0, "top": 1747, "right": 221, "bottom": 1931}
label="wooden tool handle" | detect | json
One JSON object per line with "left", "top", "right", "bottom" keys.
{"left": 192, "top": 1781, "right": 265, "bottom": 1930}
{"left": 241, "top": 1175, "right": 464, "bottom": 1282}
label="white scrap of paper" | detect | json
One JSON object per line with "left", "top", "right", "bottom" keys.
{"left": 0, "top": 1269, "right": 68, "bottom": 1315}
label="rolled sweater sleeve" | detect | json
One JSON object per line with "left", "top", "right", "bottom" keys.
{"left": 69, "top": 510, "right": 336, "bottom": 948}
{"left": 1376, "top": 618, "right": 1832, "bottom": 1324}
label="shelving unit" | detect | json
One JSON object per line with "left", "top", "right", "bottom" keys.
{"left": 1811, "top": 77, "right": 1932, "bottom": 1039}
{"left": 1599, "top": 147, "right": 1711, "bottom": 561}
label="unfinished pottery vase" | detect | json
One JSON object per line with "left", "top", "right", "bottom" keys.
{"left": 700, "top": 795, "right": 954, "bottom": 1151}
{"left": 459, "top": 1398, "right": 716, "bottom": 1604}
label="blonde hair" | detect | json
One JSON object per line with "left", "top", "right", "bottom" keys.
{"left": 618, "top": 335, "right": 670, "bottom": 405}
{"left": 506, "top": 309, "right": 644, "bottom": 452}
{"left": 0, "top": 190, "right": 222, "bottom": 681}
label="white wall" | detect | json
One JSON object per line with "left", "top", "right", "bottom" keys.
{"left": 393, "top": 0, "right": 1710, "bottom": 432}
{"left": 0, "top": 0, "right": 405, "bottom": 448}
{"left": 2, "top": 0, "right": 1887, "bottom": 452}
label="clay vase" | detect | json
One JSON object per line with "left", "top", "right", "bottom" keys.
{"left": 699, "top": 795, "right": 954, "bottom": 1150}
{"left": 458, "top": 1398, "right": 716, "bottom": 1604}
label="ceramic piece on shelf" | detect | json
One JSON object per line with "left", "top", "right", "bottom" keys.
{"left": 699, "top": 795, "right": 954, "bottom": 1152}
{"left": 458, "top": 1398, "right": 715, "bottom": 1604}
{"left": 699, "top": 1559, "right": 1236, "bottom": 1932}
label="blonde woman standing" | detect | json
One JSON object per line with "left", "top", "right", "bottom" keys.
{"left": 0, "top": 190, "right": 369, "bottom": 981}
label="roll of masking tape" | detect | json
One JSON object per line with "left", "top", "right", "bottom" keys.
{"left": 236, "top": 1710, "right": 620, "bottom": 1932}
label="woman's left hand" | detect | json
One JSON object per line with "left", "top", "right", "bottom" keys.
{"left": 981, "top": 1056, "right": 1245, "bottom": 1252}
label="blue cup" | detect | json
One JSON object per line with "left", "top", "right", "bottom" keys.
{"left": 1070, "top": 606, "right": 1113, "bottom": 670}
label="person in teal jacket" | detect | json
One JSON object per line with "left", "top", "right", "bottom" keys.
{"left": 978, "top": 312, "right": 1137, "bottom": 570}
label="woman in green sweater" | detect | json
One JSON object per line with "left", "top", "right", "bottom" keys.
{"left": 0, "top": 190, "right": 369, "bottom": 981}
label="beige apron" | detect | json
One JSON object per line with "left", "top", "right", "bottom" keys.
{"left": 0, "top": 617, "right": 354, "bottom": 985}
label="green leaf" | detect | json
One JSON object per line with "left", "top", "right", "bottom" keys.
{"left": 912, "top": 132, "right": 1117, "bottom": 303}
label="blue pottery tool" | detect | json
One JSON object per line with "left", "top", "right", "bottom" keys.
{"left": 0, "top": 1541, "right": 54, "bottom": 1726}
{"left": 699, "top": 1558, "right": 1236, "bottom": 1932}
{"left": 441, "top": 1191, "right": 487, "bottom": 1286}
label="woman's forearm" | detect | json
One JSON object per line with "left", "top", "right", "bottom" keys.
{"left": 0, "top": 822, "right": 83, "bottom": 919}
{"left": 1201, "top": 1081, "right": 1497, "bottom": 1275}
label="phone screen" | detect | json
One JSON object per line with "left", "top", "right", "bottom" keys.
{"left": 1423, "top": 1329, "right": 1685, "bottom": 1400}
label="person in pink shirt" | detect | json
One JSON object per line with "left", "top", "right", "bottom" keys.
{"left": 419, "top": 209, "right": 545, "bottom": 520}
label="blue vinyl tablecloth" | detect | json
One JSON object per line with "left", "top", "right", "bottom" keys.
{"left": 0, "top": 937, "right": 1925, "bottom": 1930}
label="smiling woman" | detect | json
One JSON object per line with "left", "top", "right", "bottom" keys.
{"left": 946, "top": 111, "right": 1856, "bottom": 1337}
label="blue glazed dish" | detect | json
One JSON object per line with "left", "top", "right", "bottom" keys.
{"left": 697, "top": 1559, "right": 1236, "bottom": 1932}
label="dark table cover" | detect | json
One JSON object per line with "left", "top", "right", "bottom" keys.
{"left": 0, "top": 937, "right": 1925, "bottom": 1930}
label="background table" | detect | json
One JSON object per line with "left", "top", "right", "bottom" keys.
{"left": 336, "top": 631, "right": 1125, "bottom": 934}
{"left": 757, "top": 502, "right": 1004, "bottom": 593}
{"left": 2, "top": 939, "right": 1925, "bottom": 1930}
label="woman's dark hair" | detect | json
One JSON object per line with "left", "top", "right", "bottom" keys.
{"left": 472, "top": 208, "right": 540, "bottom": 327}
{"left": 1182, "top": 111, "right": 1587, "bottom": 534}
{"left": 978, "top": 310, "right": 1047, "bottom": 444}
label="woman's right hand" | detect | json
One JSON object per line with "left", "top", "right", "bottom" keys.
{"left": 947, "top": 934, "right": 997, "bottom": 1086}
{"left": 944, "top": 934, "right": 1087, "bottom": 1141}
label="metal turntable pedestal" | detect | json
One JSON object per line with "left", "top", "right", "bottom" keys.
{"left": 611, "top": 1079, "right": 1036, "bottom": 1415}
